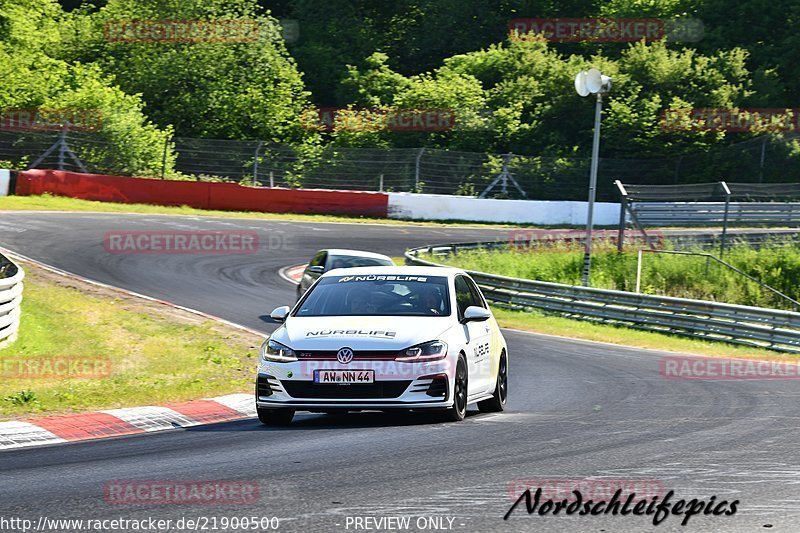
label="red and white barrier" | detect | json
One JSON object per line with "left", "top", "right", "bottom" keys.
{"left": 12, "top": 170, "right": 621, "bottom": 225}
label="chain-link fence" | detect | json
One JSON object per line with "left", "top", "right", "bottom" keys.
{"left": 2, "top": 129, "right": 799, "bottom": 202}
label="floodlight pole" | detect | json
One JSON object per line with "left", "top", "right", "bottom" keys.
{"left": 581, "top": 92, "right": 603, "bottom": 287}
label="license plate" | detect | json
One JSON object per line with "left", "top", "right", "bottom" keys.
{"left": 314, "top": 370, "right": 374, "bottom": 384}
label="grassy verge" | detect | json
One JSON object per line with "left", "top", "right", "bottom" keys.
{"left": 0, "top": 260, "right": 264, "bottom": 419}
{"left": 0, "top": 194, "right": 600, "bottom": 229}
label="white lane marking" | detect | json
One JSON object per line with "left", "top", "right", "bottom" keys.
{"left": 0, "top": 421, "right": 66, "bottom": 450}
{"left": 100, "top": 406, "right": 198, "bottom": 432}
{"left": 210, "top": 393, "right": 257, "bottom": 417}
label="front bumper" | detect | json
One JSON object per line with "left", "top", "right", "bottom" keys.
{"left": 256, "top": 358, "right": 452, "bottom": 409}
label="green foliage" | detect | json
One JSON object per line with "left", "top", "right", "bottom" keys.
{"left": 0, "top": 0, "right": 172, "bottom": 175}
{"left": 334, "top": 36, "right": 752, "bottom": 158}
{"left": 65, "top": 0, "right": 317, "bottom": 145}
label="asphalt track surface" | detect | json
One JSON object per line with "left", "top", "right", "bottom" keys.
{"left": 0, "top": 212, "right": 798, "bottom": 532}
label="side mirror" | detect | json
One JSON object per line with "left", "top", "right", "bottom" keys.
{"left": 462, "top": 306, "right": 491, "bottom": 323}
{"left": 307, "top": 265, "right": 325, "bottom": 274}
{"left": 270, "top": 306, "right": 291, "bottom": 322}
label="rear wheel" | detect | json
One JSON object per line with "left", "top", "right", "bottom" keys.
{"left": 441, "top": 355, "right": 468, "bottom": 422}
{"left": 257, "top": 407, "right": 294, "bottom": 426}
{"left": 479, "top": 352, "right": 508, "bottom": 413}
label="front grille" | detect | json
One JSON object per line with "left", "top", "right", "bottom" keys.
{"left": 296, "top": 350, "right": 398, "bottom": 361}
{"left": 282, "top": 381, "right": 412, "bottom": 399}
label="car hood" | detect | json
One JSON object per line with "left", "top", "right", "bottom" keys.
{"left": 273, "top": 316, "right": 452, "bottom": 350}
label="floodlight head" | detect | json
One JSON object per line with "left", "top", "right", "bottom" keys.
{"left": 586, "top": 68, "right": 603, "bottom": 94}
{"left": 574, "top": 71, "right": 590, "bottom": 97}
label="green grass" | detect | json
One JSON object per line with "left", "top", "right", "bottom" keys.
{"left": 0, "top": 194, "right": 595, "bottom": 228}
{"left": 0, "top": 262, "right": 264, "bottom": 419}
{"left": 432, "top": 241, "right": 800, "bottom": 310}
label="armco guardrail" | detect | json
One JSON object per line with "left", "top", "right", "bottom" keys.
{"left": 0, "top": 253, "right": 24, "bottom": 347}
{"left": 405, "top": 243, "right": 800, "bottom": 353}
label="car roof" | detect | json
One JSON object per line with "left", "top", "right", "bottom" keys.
{"left": 320, "top": 249, "right": 393, "bottom": 261}
{"left": 320, "top": 265, "right": 465, "bottom": 278}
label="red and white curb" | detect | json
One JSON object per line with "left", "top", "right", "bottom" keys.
{"left": 0, "top": 393, "right": 255, "bottom": 451}
{"left": 278, "top": 264, "right": 305, "bottom": 285}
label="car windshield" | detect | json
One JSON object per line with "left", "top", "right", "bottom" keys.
{"left": 327, "top": 255, "right": 394, "bottom": 269}
{"left": 295, "top": 274, "right": 450, "bottom": 317}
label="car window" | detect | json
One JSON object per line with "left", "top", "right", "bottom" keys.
{"left": 465, "top": 277, "right": 487, "bottom": 309}
{"left": 294, "top": 274, "right": 450, "bottom": 317}
{"left": 309, "top": 251, "right": 327, "bottom": 268}
{"left": 327, "top": 255, "right": 393, "bottom": 270}
{"left": 454, "top": 276, "right": 473, "bottom": 318}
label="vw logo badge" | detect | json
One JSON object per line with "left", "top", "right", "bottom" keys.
{"left": 337, "top": 347, "right": 354, "bottom": 364}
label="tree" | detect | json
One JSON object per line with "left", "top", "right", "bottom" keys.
{"left": 65, "top": 0, "right": 316, "bottom": 144}
{"left": 0, "top": 0, "right": 172, "bottom": 176}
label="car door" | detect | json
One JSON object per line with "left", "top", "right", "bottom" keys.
{"left": 465, "top": 276, "right": 495, "bottom": 394}
{"left": 300, "top": 251, "right": 327, "bottom": 295}
{"left": 454, "top": 275, "right": 491, "bottom": 398}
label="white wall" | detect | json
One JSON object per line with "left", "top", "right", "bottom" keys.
{"left": 0, "top": 170, "right": 9, "bottom": 196}
{"left": 387, "top": 192, "right": 621, "bottom": 225}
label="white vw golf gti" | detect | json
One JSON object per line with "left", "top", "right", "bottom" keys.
{"left": 256, "top": 266, "right": 509, "bottom": 425}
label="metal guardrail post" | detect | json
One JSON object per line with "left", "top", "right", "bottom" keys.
{"left": 253, "top": 141, "right": 264, "bottom": 187}
{"left": 160, "top": 136, "right": 170, "bottom": 179}
{"left": 635, "top": 249, "right": 643, "bottom": 293}
{"left": 615, "top": 180, "right": 628, "bottom": 252}
{"left": 414, "top": 148, "right": 424, "bottom": 191}
{"left": 720, "top": 181, "right": 732, "bottom": 259}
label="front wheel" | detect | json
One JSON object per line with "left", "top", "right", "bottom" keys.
{"left": 440, "top": 355, "right": 468, "bottom": 422}
{"left": 257, "top": 407, "right": 295, "bottom": 426}
{"left": 479, "top": 352, "right": 508, "bottom": 413}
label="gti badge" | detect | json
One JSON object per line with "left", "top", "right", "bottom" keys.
{"left": 337, "top": 347, "right": 354, "bottom": 364}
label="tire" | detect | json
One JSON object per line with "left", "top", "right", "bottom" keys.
{"left": 257, "top": 407, "right": 295, "bottom": 426}
{"left": 441, "top": 355, "right": 468, "bottom": 422}
{"left": 479, "top": 352, "right": 508, "bottom": 413}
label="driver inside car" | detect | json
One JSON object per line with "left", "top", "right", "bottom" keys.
{"left": 347, "top": 287, "right": 373, "bottom": 314}
{"left": 418, "top": 285, "right": 442, "bottom": 315}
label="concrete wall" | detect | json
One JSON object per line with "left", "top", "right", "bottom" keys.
{"left": 388, "top": 192, "right": 620, "bottom": 225}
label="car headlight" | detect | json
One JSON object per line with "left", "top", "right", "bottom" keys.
{"left": 396, "top": 340, "right": 448, "bottom": 362}
{"left": 261, "top": 339, "right": 298, "bottom": 362}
